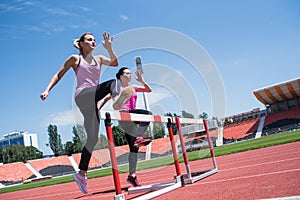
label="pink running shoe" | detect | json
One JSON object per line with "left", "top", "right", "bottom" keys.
{"left": 134, "top": 137, "right": 152, "bottom": 148}
{"left": 127, "top": 175, "right": 141, "bottom": 187}
{"left": 72, "top": 172, "right": 88, "bottom": 194}
{"left": 113, "top": 86, "right": 135, "bottom": 110}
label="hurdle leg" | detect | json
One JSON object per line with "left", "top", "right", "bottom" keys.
{"left": 175, "top": 118, "right": 218, "bottom": 184}
{"left": 105, "top": 112, "right": 125, "bottom": 200}
{"left": 167, "top": 118, "right": 182, "bottom": 178}
{"left": 189, "top": 119, "right": 218, "bottom": 183}
{"left": 203, "top": 119, "right": 218, "bottom": 170}
{"left": 130, "top": 118, "right": 184, "bottom": 200}
{"left": 175, "top": 117, "right": 192, "bottom": 180}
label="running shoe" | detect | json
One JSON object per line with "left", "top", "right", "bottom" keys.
{"left": 72, "top": 172, "right": 88, "bottom": 194}
{"left": 113, "top": 86, "right": 134, "bottom": 110}
{"left": 127, "top": 175, "right": 141, "bottom": 187}
{"left": 134, "top": 137, "right": 152, "bottom": 148}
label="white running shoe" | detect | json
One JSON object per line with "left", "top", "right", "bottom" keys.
{"left": 73, "top": 172, "right": 88, "bottom": 194}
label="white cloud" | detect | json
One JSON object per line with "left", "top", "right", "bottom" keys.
{"left": 44, "top": 7, "right": 73, "bottom": 16}
{"left": 0, "top": 3, "right": 22, "bottom": 14}
{"left": 76, "top": 6, "right": 91, "bottom": 12}
{"left": 120, "top": 14, "right": 128, "bottom": 21}
{"left": 23, "top": 24, "right": 48, "bottom": 33}
{"left": 23, "top": 1, "right": 36, "bottom": 6}
{"left": 146, "top": 91, "right": 171, "bottom": 105}
{"left": 48, "top": 108, "right": 83, "bottom": 126}
{"left": 42, "top": 22, "right": 65, "bottom": 32}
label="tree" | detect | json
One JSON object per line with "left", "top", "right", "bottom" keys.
{"left": 211, "top": 116, "right": 222, "bottom": 127}
{"left": 164, "top": 112, "right": 179, "bottom": 135}
{"left": 0, "top": 145, "right": 42, "bottom": 164}
{"left": 181, "top": 110, "right": 195, "bottom": 127}
{"left": 198, "top": 112, "right": 209, "bottom": 120}
{"left": 94, "top": 134, "right": 108, "bottom": 150}
{"left": 152, "top": 123, "right": 165, "bottom": 139}
{"left": 74, "top": 124, "right": 87, "bottom": 142}
{"left": 64, "top": 141, "right": 74, "bottom": 156}
{"left": 72, "top": 125, "right": 84, "bottom": 153}
{"left": 181, "top": 110, "right": 194, "bottom": 119}
{"left": 25, "top": 146, "right": 43, "bottom": 161}
{"left": 112, "top": 125, "right": 127, "bottom": 146}
{"left": 165, "top": 112, "right": 179, "bottom": 118}
{"left": 47, "top": 124, "right": 63, "bottom": 156}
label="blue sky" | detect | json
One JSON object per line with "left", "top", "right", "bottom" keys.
{"left": 0, "top": 0, "right": 299, "bottom": 154}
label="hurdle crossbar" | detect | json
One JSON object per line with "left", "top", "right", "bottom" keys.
{"left": 175, "top": 117, "right": 218, "bottom": 184}
{"left": 99, "top": 110, "right": 204, "bottom": 124}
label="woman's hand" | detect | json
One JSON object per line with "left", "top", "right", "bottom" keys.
{"left": 40, "top": 91, "right": 49, "bottom": 100}
{"left": 101, "top": 32, "right": 113, "bottom": 51}
{"left": 134, "top": 71, "right": 152, "bottom": 93}
{"left": 135, "top": 71, "right": 145, "bottom": 84}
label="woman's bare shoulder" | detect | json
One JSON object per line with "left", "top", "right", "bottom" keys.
{"left": 68, "top": 54, "right": 80, "bottom": 61}
{"left": 64, "top": 54, "right": 80, "bottom": 70}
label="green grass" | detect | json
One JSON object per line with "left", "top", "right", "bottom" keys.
{"left": 1, "top": 130, "right": 299, "bottom": 194}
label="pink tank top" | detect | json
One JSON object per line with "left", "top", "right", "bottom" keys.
{"left": 75, "top": 55, "right": 101, "bottom": 97}
{"left": 120, "top": 91, "right": 137, "bottom": 110}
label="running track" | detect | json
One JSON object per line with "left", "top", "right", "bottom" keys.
{"left": 1, "top": 142, "right": 299, "bottom": 200}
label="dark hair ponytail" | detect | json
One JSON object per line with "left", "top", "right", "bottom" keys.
{"left": 116, "top": 67, "right": 129, "bottom": 79}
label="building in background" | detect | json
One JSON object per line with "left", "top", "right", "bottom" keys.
{"left": 0, "top": 131, "right": 39, "bottom": 149}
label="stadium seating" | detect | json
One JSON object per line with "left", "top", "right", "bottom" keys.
{"left": 150, "top": 135, "right": 179, "bottom": 155}
{"left": 264, "top": 108, "right": 300, "bottom": 127}
{"left": 0, "top": 162, "right": 34, "bottom": 185}
{"left": 223, "top": 118, "right": 260, "bottom": 139}
{"left": 208, "top": 129, "right": 218, "bottom": 137}
{"left": 28, "top": 155, "right": 75, "bottom": 177}
{"left": 72, "top": 150, "right": 105, "bottom": 170}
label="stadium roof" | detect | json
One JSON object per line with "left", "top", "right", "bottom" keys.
{"left": 253, "top": 77, "right": 300, "bottom": 105}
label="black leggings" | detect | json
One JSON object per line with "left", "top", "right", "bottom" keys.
{"left": 75, "top": 79, "right": 116, "bottom": 171}
{"left": 119, "top": 109, "right": 151, "bottom": 174}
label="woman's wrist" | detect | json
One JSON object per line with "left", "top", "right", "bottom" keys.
{"left": 106, "top": 47, "right": 114, "bottom": 53}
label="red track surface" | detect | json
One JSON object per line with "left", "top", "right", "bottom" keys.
{"left": 1, "top": 142, "right": 299, "bottom": 200}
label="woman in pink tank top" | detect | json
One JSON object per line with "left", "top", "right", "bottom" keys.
{"left": 40, "top": 32, "right": 133, "bottom": 194}
{"left": 113, "top": 67, "right": 153, "bottom": 187}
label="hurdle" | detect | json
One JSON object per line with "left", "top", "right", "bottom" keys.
{"left": 104, "top": 112, "right": 125, "bottom": 200}
{"left": 175, "top": 117, "right": 218, "bottom": 184}
{"left": 101, "top": 111, "right": 184, "bottom": 200}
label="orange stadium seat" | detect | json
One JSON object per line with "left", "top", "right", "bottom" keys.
{"left": 150, "top": 136, "right": 179, "bottom": 155}
{"left": 223, "top": 118, "right": 260, "bottom": 139}
{"left": 72, "top": 150, "right": 105, "bottom": 169}
{"left": 28, "top": 155, "right": 75, "bottom": 176}
{"left": 264, "top": 108, "right": 300, "bottom": 127}
{"left": 0, "top": 162, "right": 34, "bottom": 185}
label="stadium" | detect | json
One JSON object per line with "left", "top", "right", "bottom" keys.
{"left": 0, "top": 77, "right": 299, "bottom": 199}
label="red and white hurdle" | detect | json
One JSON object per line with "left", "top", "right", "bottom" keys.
{"left": 175, "top": 117, "right": 218, "bottom": 184}
{"left": 100, "top": 110, "right": 218, "bottom": 200}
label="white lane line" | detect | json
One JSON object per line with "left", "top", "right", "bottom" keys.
{"left": 221, "top": 157, "right": 300, "bottom": 172}
{"left": 260, "top": 196, "right": 300, "bottom": 200}
{"left": 195, "top": 168, "right": 300, "bottom": 185}
{"left": 218, "top": 150, "right": 300, "bottom": 168}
